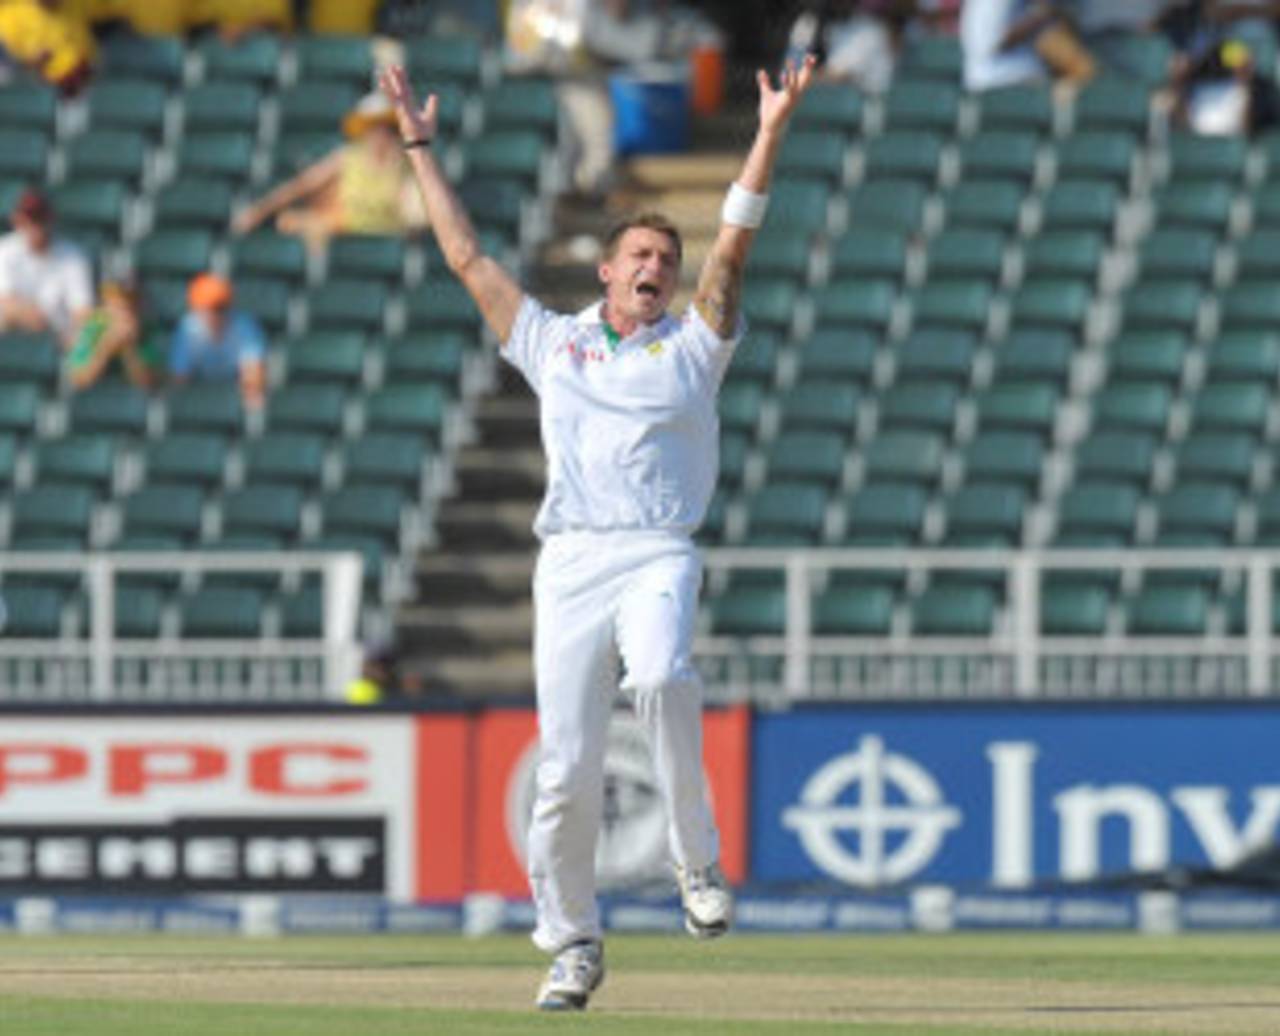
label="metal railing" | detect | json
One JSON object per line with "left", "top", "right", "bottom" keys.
{"left": 696, "top": 548, "right": 1280, "bottom": 702}
{"left": 0, "top": 552, "right": 363, "bottom": 700}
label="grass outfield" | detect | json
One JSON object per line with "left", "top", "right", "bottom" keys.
{"left": 1, "top": 932, "right": 1279, "bottom": 1035}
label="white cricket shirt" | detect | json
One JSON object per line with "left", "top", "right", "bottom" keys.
{"left": 0, "top": 232, "right": 92, "bottom": 340}
{"left": 502, "top": 296, "right": 743, "bottom": 539}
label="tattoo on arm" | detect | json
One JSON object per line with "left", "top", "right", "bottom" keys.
{"left": 694, "top": 251, "right": 744, "bottom": 339}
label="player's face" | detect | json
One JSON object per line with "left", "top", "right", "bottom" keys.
{"left": 600, "top": 227, "right": 680, "bottom": 325}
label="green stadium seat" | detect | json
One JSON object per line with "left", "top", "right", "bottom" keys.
{"left": 1175, "top": 432, "right": 1254, "bottom": 487}
{"left": 380, "top": 331, "right": 467, "bottom": 387}
{"left": 901, "top": 35, "right": 963, "bottom": 80}
{"left": 113, "top": 584, "right": 165, "bottom": 638}
{"left": 271, "top": 130, "right": 344, "bottom": 177}
{"left": 0, "top": 383, "right": 40, "bottom": 437}
{"left": 976, "top": 381, "right": 1060, "bottom": 436}
{"left": 978, "top": 84, "right": 1053, "bottom": 133}
{"left": 166, "top": 382, "right": 243, "bottom": 435}
{"left": 0, "top": 331, "right": 60, "bottom": 390}
{"left": 306, "top": 531, "right": 386, "bottom": 589}
{"left": 709, "top": 586, "right": 784, "bottom": 636}
{"left": 1153, "top": 181, "right": 1234, "bottom": 230}
{"left": 1220, "top": 283, "right": 1280, "bottom": 329}
{"left": 1092, "top": 380, "right": 1172, "bottom": 434}
{"left": 718, "top": 431, "right": 750, "bottom": 489}
{"left": 86, "top": 79, "right": 168, "bottom": 135}
{"left": 230, "top": 232, "right": 308, "bottom": 280}
{"left": 862, "top": 430, "right": 945, "bottom": 485}
{"left": 1039, "top": 178, "right": 1120, "bottom": 231}
{"left": 813, "top": 585, "right": 894, "bottom": 635}
{"left": 456, "top": 176, "right": 524, "bottom": 241}
{"left": 744, "top": 277, "right": 799, "bottom": 333}
{"left": 342, "top": 432, "right": 427, "bottom": 490}
{"left": 963, "top": 431, "right": 1043, "bottom": 487}
{"left": 777, "top": 380, "right": 859, "bottom": 433}
{"left": 795, "top": 329, "right": 877, "bottom": 384}
{"left": 462, "top": 131, "right": 544, "bottom": 186}
{"left": 895, "top": 328, "right": 976, "bottom": 383}
{"left": 403, "top": 280, "right": 480, "bottom": 334}
{"left": 1138, "top": 228, "right": 1218, "bottom": 281}
{"left": 926, "top": 228, "right": 1007, "bottom": 282}
{"left": 957, "top": 131, "right": 1039, "bottom": 183}
{"left": 327, "top": 235, "right": 407, "bottom": 283}
{"left": 152, "top": 177, "right": 234, "bottom": 230}
{"left": 1094, "top": 32, "right": 1173, "bottom": 86}
{"left": 766, "top": 179, "right": 832, "bottom": 236}
{"left": 749, "top": 230, "right": 813, "bottom": 282}
{"left": 285, "top": 330, "right": 366, "bottom": 385}
{"left": 1022, "top": 230, "right": 1104, "bottom": 281}
{"left": 134, "top": 229, "right": 215, "bottom": 279}
{"left": 1254, "top": 487, "right": 1280, "bottom": 541}
{"left": 1206, "top": 330, "right": 1280, "bottom": 382}
{"left": 363, "top": 383, "right": 448, "bottom": 438}
{"left": 1250, "top": 181, "right": 1280, "bottom": 226}
{"left": 718, "top": 382, "right": 763, "bottom": 435}
{"left": 179, "top": 585, "right": 265, "bottom": 638}
{"left": 912, "top": 585, "right": 997, "bottom": 635}
{"left": 1073, "top": 76, "right": 1150, "bottom": 133}
{"left": 121, "top": 484, "right": 206, "bottom": 543}
{"left": 144, "top": 433, "right": 227, "bottom": 487}
{"left": 1108, "top": 329, "right": 1188, "bottom": 384}
{"left": 878, "top": 380, "right": 960, "bottom": 432}
{"left": 0, "top": 83, "right": 56, "bottom": 128}
{"left": 776, "top": 131, "right": 847, "bottom": 184}
{"left": 242, "top": 431, "right": 326, "bottom": 488}
{"left": 910, "top": 279, "right": 993, "bottom": 331}
{"left": 1234, "top": 229, "right": 1280, "bottom": 282}
{"left": 0, "top": 586, "right": 64, "bottom": 638}
{"left": 1056, "top": 131, "right": 1136, "bottom": 183}
{"left": 33, "top": 435, "right": 115, "bottom": 491}
{"left": 229, "top": 277, "right": 291, "bottom": 335}
{"left": 1041, "top": 584, "right": 1110, "bottom": 635}
{"left": 1190, "top": 381, "right": 1270, "bottom": 435}
{"left": 1168, "top": 132, "right": 1247, "bottom": 182}
{"left": 829, "top": 228, "right": 908, "bottom": 281}
{"left": 1120, "top": 279, "right": 1203, "bottom": 333}
{"left": 64, "top": 129, "right": 149, "bottom": 186}
{"left": 407, "top": 34, "right": 485, "bottom": 87}
{"left": 482, "top": 77, "right": 557, "bottom": 136}
{"left": 101, "top": 33, "right": 184, "bottom": 83}
{"left": 49, "top": 178, "right": 128, "bottom": 236}
{"left": 743, "top": 482, "right": 828, "bottom": 544}
{"left": 319, "top": 484, "right": 406, "bottom": 544}
{"left": 308, "top": 278, "right": 389, "bottom": 333}
{"left": 219, "top": 483, "right": 304, "bottom": 541}
{"left": 845, "top": 179, "right": 927, "bottom": 233}
{"left": 1009, "top": 278, "right": 1091, "bottom": 330}
{"left": 197, "top": 31, "right": 281, "bottom": 85}
{"left": 0, "top": 434, "right": 15, "bottom": 485}
{"left": 1156, "top": 482, "right": 1239, "bottom": 539}
{"left": 843, "top": 481, "right": 928, "bottom": 541}
{"left": 295, "top": 34, "right": 374, "bottom": 85}
{"left": 277, "top": 81, "right": 361, "bottom": 132}
{"left": 10, "top": 485, "right": 95, "bottom": 544}
{"left": 884, "top": 80, "right": 960, "bottom": 131}
{"left": 0, "top": 130, "right": 48, "bottom": 181}
{"left": 277, "top": 582, "right": 322, "bottom": 638}
{"left": 992, "top": 327, "right": 1073, "bottom": 385}
{"left": 1058, "top": 481, "right": 1140, "bottom": 539}
{"left": 266, "top": 383, "right": 348, "bottom": 436}
{"left": 68, "top": 382, "right": 148, "bottom": 437}
{"left": 861, "top": 131, "right": 945, "bottom": 184}
{"left": 945, "top": 483, "right": 1026, "bottom": 541}
{"left": 793, "top": 82, "right": 863, "bottom": 133}
{"left": 1128, "top": 584, "right": 1208, "bottom": 636}
{"left": 1073, "top": 430, "right": 1157, "bottom": 486}
{"left": 812, "top": 279, "right": 895, "bottom": 331}
{"left": 765, "top": 430, "right": 847, "bottom": 487}
{"left": 174, "top": 131, "right": 256, "bottom": 184}
{"left": 726, "top": 332, "right": 779, "bottom": 387}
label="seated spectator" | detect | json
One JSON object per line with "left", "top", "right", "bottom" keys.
{"left": 170, "top": 273, "right": 266, "bottom": 410}
{"left": 0, "top": 188, "right": 93, "bottom": 348}
{"left": 232, "top": 92, "right": 424, "bottom": 256}
{"left": 784, "top": 1, "right": 904, "bottom": 94}
{"left": 1172, "top": 36, "right": 1280, "bottom": 134}
{"left": 66, "top": 278, "right": 162, "bottom": 391}
{"left": 0, "top": 0, "right": 95, "bottom": 96}
{"left": 963, "top": 0, "right": 1100, "bottom": 91}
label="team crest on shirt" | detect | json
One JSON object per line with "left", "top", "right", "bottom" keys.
{"left": 645, "top": 341, "right": 666, "bottom": 356}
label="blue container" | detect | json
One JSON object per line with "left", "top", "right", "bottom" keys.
{"left": 609, "top": 64, "right": 690, "bottom": 156}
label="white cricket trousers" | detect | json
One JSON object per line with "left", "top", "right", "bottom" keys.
{"left": 527, "top": 529, "right": 719, "bottom": 953}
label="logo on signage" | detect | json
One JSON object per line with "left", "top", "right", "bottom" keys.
{"left": 783, "top": 735, "right": 961, "bottom": 884}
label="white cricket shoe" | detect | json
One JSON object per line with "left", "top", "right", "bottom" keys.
{"left": 535, "top": 939, "right": 605, "bottom": 1011}
{"left": 676, "top": 862, "right": 733, "bottom": 939}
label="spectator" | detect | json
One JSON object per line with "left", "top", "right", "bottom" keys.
{"left": 785, "top": 1, "right": 928, "bottom": 93}
{"left": 0, "top": 188, "right": 93, "bottom": 348}
{"left": 1172, "top": 35, "right": 1280, "bottom": 134}
{"left": 962, "top": 0, "right": 1097, "bottom": 91}
{"left": 0, "top": 0, "right": 95, "bottom": 96}
{"left": 66, "top": 278, "right": 162, "bottom": 391}
{"left": 232, "top": 92, "right": 424, "bottom": 257}
{"left": 170, "top": 273, "right": 266, "bottom": 410}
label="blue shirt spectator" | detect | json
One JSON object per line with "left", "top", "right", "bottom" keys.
{"left": 170, "top": 273, "right": 267, "bottom": 408}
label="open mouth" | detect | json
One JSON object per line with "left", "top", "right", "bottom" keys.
{"left": 636, "top": 283, "right": 660, "bottom": 299}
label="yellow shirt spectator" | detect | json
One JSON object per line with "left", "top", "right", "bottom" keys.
{"left": 308, "top": 0, "right": 379, "bottom": 34}
{"left": 0, "top": 0, "right": 95, "bottom": 92}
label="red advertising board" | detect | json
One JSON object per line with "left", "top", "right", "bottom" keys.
{"left": 468, "top": 706, "right": 750, "bottom": 897}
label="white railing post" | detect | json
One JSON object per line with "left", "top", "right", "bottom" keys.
{"left": 87, "top": 555, "right": 114, "bottom": 701}
{"left": 323, "top": 552, "right": 363, "bottom": 699}
{"left": 784, "top": 553, "right": 811, "bottom": 699}
{"left": 1011, "top": 553, "right": 1039, "bottom": 697}
{"left": 1247, "top": 555, "right": 1270, "bottom": 697}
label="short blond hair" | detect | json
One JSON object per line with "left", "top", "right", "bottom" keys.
{"left": 603, "top": 211, "right": 683, "bottom": 262}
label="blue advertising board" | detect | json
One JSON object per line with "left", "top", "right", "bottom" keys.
{"left": 751, "top": 704, "right": 1280, "bottom": 890}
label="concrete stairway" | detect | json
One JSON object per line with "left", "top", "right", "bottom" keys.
{"left": 398, "top": 113, "right": 753, "bottom": 698}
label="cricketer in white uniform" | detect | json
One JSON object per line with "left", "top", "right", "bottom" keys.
{"left": 380, "top": 54, "right": 817, "bottom": 1011}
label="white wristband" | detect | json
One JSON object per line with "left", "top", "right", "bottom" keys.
{"left": 722, "top": 182, "right": 769, "bottom": 229}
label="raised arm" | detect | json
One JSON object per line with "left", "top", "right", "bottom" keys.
{"left": 379, "top": 65, "right": 524, "bottom": 342}
{"left": 693, "top": 54, "right": 816, "bottom": 339}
